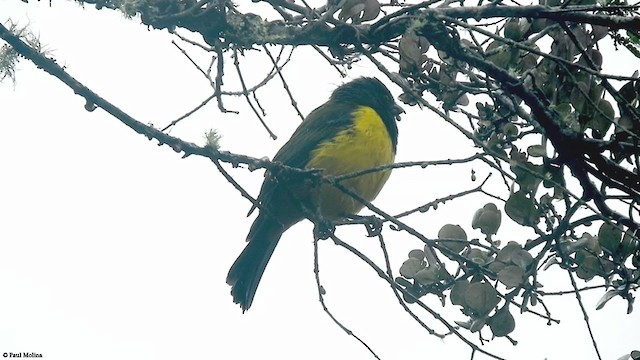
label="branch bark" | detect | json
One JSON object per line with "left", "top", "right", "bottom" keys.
{"left": 74, "top": 1, "right": 640, "bottom": 47}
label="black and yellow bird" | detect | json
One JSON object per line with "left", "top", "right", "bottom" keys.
{"left": 226, "top": 77, "right": 402, "bottom": 311}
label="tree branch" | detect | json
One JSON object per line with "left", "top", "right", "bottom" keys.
{"left": 72, "top": 1, "right": 640, "bottom": 48}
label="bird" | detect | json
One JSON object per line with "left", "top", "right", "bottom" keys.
{"left": 226, "top": 77, "right": 403, "bottom": 311}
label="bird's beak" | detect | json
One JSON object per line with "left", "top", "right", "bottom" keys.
{"left": 394, "top": 103, "right": 404, "bottom": 121}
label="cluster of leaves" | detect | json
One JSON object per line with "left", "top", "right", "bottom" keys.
{"left": 547, "top": 222, "right": 640, "bottom": 312}
{"left": 398, "top": 203, "right": 640, "bottom": 339}
{"left": 398, "top": 203, "right": 542, "bottom": 339}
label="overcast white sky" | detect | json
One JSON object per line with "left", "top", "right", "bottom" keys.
{"left": 1, "top": 1, "right": 638, "bottom": 359}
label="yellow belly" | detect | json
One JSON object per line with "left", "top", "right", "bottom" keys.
{"left": 306, "top": 106, "right": 395, "bottom": 218}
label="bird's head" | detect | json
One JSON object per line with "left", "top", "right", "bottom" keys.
{"left": 330, "top": 77, "right": 402, "bottom": 149}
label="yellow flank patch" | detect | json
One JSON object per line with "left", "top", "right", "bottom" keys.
{"left": 306, "top": 106, "right": 395, "bottom": 218}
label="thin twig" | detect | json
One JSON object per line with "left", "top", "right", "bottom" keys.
{"left": 313, "top": 238, "right": 382, "bottom": 360}
{"left": 232, "top": 46, "right": 277, "bottom": 139}
{"left": 393, "top": 173, "right": 497, "bottom": 219}
{"left": 376, "top": 232, "right": 447, "bottom": 338}
{"left": 212, "top": 158, "right": 260, "bottom": 209}
{"left": 312, "top": 45, "right": 347, "bottom": 77}
{"left": 539, "top": 284, "right": 607, "bottom": 296}
{"left": 263, "top": 45, "right": 305, "bottom": 121}
{"left": 172, "top": 40, "right": 209, "bottom": 78}
{"left": 567, "top": 270, "right": 603, "bottom": 360}
{"left": 161, "top": 93, "right": 216, "bottom": 132}
{"left": 335, "top": 154, "right": 487, "bottom": 181}
{"left": 213, "top": 40, "right": 238, "bottom": 114}
{"left": 173, "top": 30, "right": 213, "bottom": 51}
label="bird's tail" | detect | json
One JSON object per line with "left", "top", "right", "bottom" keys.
{"left": 226, "top": 214, "right": 286, "bottom": 312}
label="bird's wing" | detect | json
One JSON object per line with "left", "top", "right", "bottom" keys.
{"left": 272, "top": 102, "right": 356, "bottom": 167}
{"left": 249, "top": 101, "right": 357, "bottom": 214}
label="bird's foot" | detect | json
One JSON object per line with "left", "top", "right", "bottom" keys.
{"left": 313, "top": 217, "right": 335, "bottom": 240}
{"left": 345, "top": 214, "right": 384, "bottom": 237}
